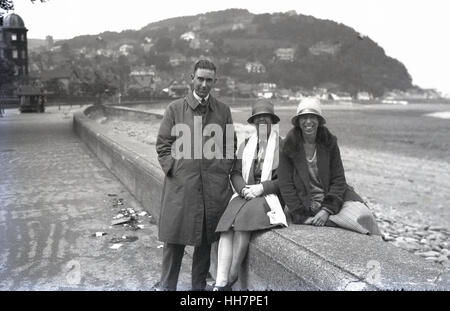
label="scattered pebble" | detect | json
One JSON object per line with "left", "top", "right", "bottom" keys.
{"left": 110, "top": 243, "right": 123, "bottom": 250}
{"left": 92, "top": 232, "right": 107, "bottom": 237}
{"left": 375, "top": 211, "right": 450, "bottom": 268}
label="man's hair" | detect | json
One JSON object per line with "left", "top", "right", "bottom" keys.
{"left": 193, "top": 59, "right": 216, "bottom": 74}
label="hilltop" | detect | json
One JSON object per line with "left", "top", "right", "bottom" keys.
{"left": 29, "top": 9, "right": 413, "bottom": 98}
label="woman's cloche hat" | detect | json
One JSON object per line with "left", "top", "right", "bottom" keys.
{"left": 291, "top": 97, "right": 326, "bottom": 126}
{"left": 247, "top": 100, "right": 280, "bottom": 124}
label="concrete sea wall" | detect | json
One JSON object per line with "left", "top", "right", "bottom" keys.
{"left": 73, "top": 104, "right": 449, "bottom": 290}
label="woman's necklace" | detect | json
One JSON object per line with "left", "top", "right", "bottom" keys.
{"left": 304, "top": 143, "right": 317, "bottom": 162}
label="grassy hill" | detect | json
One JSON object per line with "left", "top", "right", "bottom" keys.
{"left": 39, "top": 9, "right": 413, "bottom": 97}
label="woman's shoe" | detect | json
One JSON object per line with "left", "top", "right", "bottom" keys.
{"left": 212, "top": 283, "right": 232, "bottom": 291}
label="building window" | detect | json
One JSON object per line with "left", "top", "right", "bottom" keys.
{"left": 0, "top": 49, "right": 3, "bottom": 58}
{"left": 14, "top": 66, "right": 19, "bottom": 76}
{"left": 11, "top": 33, "right": 17, "bottom": 41}
{"left": 21, "top": 34, "right": 26, "bottom": 41}
{"left": 23, "top": 65, "right": 27, "bottom": 74}
{"left": 12, "top": 49, "right": 18, "bottom": 59}
{"left": 21, "top": 50, "right": 26, "bottom": 59}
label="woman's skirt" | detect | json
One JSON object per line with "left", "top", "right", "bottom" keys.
{"left": 328, "top": 201, "right": 381, "bottom": 236}
{"left": 216, "top": 196, "right": 278, "bottom": 232}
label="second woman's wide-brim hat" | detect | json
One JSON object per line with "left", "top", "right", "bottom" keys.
{"left": 291, "top": 97, "right": 326, "bottom": 126}
{"left": 247, "top": 100, "right": 280, "bottom": 124}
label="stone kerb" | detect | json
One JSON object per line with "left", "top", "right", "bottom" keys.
{"left": 73, "top": 105, "right": 449, "bottom": 291}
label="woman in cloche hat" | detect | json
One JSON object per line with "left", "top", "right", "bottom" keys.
{"left": 213, "top": 100, "right": 287, "bottom": 291}
{"left": 279, "top": 98, "right": 381, "bottom": 235}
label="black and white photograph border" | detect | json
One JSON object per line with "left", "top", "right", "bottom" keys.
{"left": 0, "top": 0, "right": 449, "bottom": 293}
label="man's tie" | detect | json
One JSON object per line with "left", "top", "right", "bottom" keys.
{"left": 198, "top": 98, "right": 207, "bottom": 114}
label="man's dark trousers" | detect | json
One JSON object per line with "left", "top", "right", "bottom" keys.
{"left": 160, "top": 219, "right": 211, "bottom": 290}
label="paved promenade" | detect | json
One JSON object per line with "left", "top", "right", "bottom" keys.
{"left": 0, "top": 107, "right": 191, "bottom": 290}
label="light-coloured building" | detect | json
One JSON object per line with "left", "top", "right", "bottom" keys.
{"left": 275, "top": 48, "right": 295, "bottom": 62}
{"left": 309, "top": 42, "right": 340, "bottom": 56}
{"left": 232, "top": 23, "right": 245, "bottom": 31}
{"left": 328, "top": 92, "right": 352, "bottom": 101}
{"left": 169, "top": 54, "right": 187, "bottom": 67}
{"left": 257, "top": 83, "right": 277, "bottom": 99}
{"left": 245, "top": 61, "right": 266, "bottom": 74}
{"left": 180, "top": 31, "right": 196, "bottom": 41}
{"left": 118, "top": 44, "right": 134, "bottom": 56}
{"left": 127, "top": 66, "right": 156, "bottom": 96}
{"left": 357, "top": 91, "right": 372, "bottom": 100}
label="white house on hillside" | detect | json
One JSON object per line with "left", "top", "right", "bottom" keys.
{"left": 275, "top": 48, "right": 295, "bottom": 62}
{"left": 119, "top": 44, "right": 134, "bottom": 56}
{"left": 245, "top": 61, "right": 266, "bottom": 74}
{"left": 180, "top": 31, "right": 196, "bottom": 41}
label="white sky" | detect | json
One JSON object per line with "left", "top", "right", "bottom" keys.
{"left": 8, "top": 0, "right": 450, "bottom": 95}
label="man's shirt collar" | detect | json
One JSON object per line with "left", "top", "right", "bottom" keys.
{"left": 193, "top": 91, "right": 209, "bottom": 104}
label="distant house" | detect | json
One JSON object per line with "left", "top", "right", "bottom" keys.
{"left": 245, "top": 61, "right": 266, "bottom": 74}
{"left": 289, "top": 91, "right": 306, "bottom": 101}
{"left": 357, "top": 91, "right": 372, "bottom": 100}
{"left": 180, "top": 31, "right": 196, "bottom": 41}
{"left": 382, "top": 88, "right": 441, "bottom": 102}
{"left": 118, "top": 44, "right": 134, "bottom": 56}
{"left": 309, "top": 42, "right": 341, "bottom": 56}
{"left": 232, "top": 23, "right": 245, "bottom": 31}
{"left": 313, "top": 87, "right": 329, "bottom": 98}
{"left": 127, "top": 67, "right": 156, "bottom": 97}
{"left": 169, "top": 54, "right": 187, "bottom": 67}
{"left": 258, "top": 83, "right": 277, "bottom": 92}
{"left": 96, "top": 49, "right": 114, "bottom": 57}
{"left": 275, "top": 48, "right": 295, "bottom": 62}
{"left": 328, "top": 92, "right": 352, "bottom": 101}
{"left": 164, "top": 81, "right": 190, "bottom": 98}
{"left": 256, "top": 83, "right": 277, "bottom": 99}
{"left": 277, "top": 89, "right": 294, "bottom": 100}
{"left": 403, "top": 88, "right": 441, "bottom": 100}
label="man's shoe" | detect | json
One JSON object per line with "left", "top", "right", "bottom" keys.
{"left": 151, "top": 281, "right": 175, "bottom": 291}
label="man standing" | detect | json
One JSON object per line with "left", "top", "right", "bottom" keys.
{"left": 156, "top": 59, "right": 236, "bottom": 291}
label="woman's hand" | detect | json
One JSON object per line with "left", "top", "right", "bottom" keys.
{"left": 241, "top": 184, "right": 264, "bottom": 200}
{"left": 304, "top": 210, "right": 330, "bottom": 226}
{"left": 303, "top": 217, "right": 314, "bottom": 225}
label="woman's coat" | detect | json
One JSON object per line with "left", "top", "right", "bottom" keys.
{"left": 279, "top": 126, "right": 363, "bottom": 223}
